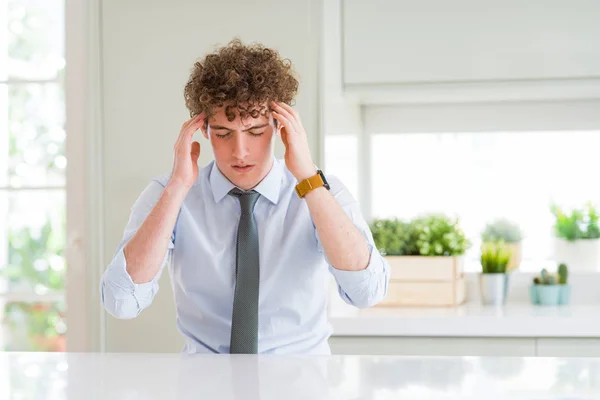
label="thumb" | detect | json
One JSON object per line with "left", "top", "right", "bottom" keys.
{"left": 191, "top": 141, "right": 201, "bottom": 163}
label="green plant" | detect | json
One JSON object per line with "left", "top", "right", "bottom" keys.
{"left": 558, "top": 263, "right": 568, "bottom": 284}
{"left": 533, "top": 264, "right": 569, "bottom": 285}
{"left": 369, "top": 218, "right": 419, "bottom": 256}
{"left": 534, "top": 264, "right": 568, "bottom": 285}
{"left": 370, "top": 214, "right": 470, "bottom": 257}
{"left": 480, "top": 242, "right": 512, "bottom": 273}
{"left": 413, "top": 214, "right": 470, "bottom": 256}
{"left": 0, "top": 214, "right": 66, "bottom": 351}
{"left": 533, "top": 268, "right": 556, "bottom": 285}
{"left": 481, "top": 218, "right": 522, "bottom": 243}
{"left": 551, "top": 202, "right": 600, "bottom": 241}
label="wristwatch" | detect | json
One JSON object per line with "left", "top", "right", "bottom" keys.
{"left": 295, "top": 169, "right": 330, "bottom": 198}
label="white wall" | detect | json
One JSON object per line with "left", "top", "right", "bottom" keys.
{"left": 322, "top": 0, "right": 361, "bottom": 138}
{"left": 321, "top": 0, "right": 363, "bottom": 207}
{"left": 100, "top": 0, "right": 322, "bottom": 352}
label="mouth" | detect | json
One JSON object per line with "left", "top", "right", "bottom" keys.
{"left": 232, "top": 164, "right": 255, "bottom": 173}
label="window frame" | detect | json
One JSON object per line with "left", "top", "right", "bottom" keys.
{"left": 0, "top": 0, "right": 105, "bottom": 353}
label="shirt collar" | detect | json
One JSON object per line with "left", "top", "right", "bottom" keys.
{"left": 209, "top": 157, "right": 283, "bottom": 205}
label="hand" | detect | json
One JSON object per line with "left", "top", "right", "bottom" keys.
{"left": 168, "top": 113, "right": 205, "bottom": 190}
{"left": 271, "top": 102, "right": 316, "bottom": 182}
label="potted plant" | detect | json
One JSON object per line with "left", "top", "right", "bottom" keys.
{"left": 369, "top": 218, "right": 419, "bottom": 258}
{"left": 551, "top": 202, "right": 600, "bottom": 271}
{"left": 479, "top": 241, "right": 512, "bottom": 306}
{"left": 481, "top": 218, "right": 523, "bottom": 271}
{"left": 370, "top": 213, "right": 471, "bottom": 306}
{"left": 530, "top": 263, "right": 570, "bottom": 306}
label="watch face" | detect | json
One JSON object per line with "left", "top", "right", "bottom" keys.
{"left": 317, "top": 170, "right": 330, "bottom": 190}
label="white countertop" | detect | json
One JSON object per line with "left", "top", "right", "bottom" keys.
{"left": 329, "top": 302, "right": 600, "bottom": 337}
{"left": 2, "top": 352, "right": 600, "bottom": 399}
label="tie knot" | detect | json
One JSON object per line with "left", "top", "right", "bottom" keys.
{"left": 229, "top": 188, "right": 260, "bottom": 214}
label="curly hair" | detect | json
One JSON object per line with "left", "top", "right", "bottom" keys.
{"left": 184, "top": 38, "right": 299, "bottom": 122}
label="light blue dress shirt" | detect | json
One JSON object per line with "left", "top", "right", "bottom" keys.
{"left": 100, "top": 157, "right": 389, "bottom": 355}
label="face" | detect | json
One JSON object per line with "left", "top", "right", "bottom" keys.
{"left": 201, "top": 104, "right": 281, "bottom": 191}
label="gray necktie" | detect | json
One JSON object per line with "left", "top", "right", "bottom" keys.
{"left": 228, "top": 188, "right": 261, "bottom": 354}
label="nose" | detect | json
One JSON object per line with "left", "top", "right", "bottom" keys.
{"left": 232, "top": 132, "right": 249, "bottom": 160}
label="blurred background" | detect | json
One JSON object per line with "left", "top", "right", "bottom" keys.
{"left": 1, "top": 0, "right": 600, "bottom": 359}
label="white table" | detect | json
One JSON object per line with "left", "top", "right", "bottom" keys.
{"left": 1, "top": 352, "right": 599, "bottom": 399}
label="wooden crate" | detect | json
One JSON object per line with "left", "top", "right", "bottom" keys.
{"left": 377, "top": 277, "right": 466, "bottom": 307}
{"left": 387, "top": 255, "right": 464, "bottom": 280}
{"left": 377, "top": 255, "right": 467, "bottom": 307}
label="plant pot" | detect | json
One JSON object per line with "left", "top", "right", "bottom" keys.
{"left": 554, "top": 237, "right": 600, "bottom": 272}
{"left": 478, "top": 273, "right": 509, "bottom": 306}
{"left": 558, "top": 284, "right": 571, "bottom": 305}
{"left": 529, "top": 284, "right": 571, "bottom": 306}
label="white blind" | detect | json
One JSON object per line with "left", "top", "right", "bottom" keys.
{"left": 343, "top": 0, "right": 600, "bottom": 85}
{"left": 364, "top": 101, "right": 600, "bottom": 134}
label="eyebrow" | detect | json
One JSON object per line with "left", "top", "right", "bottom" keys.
{"left": 209, "top": 123, "right": 269, "bottom": 132}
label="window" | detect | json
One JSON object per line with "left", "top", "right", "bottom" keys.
{"left": 0, "top": 0, "right": 66, "bottom": 351}
{"left": 369, "top": 130, "right": 600, "bottom": 272}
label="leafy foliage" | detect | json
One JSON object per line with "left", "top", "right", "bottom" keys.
{"left": 370, "top": 214, "right": 470, "bottom": 257}
{"left": 480, "top": 242, "right": 512, "bottom": 274}
{"left": 1, "top": 211, "right": 66, "bottom": 351}
{"left": 413, "top": 214, "right": 470, "bottom": 256}
{"left": 481, "top": 218, "right": 523, "bottom": 243}
{"left": 551, "top": 202, "right": 600, "bottom": 241}
{"left": 369, "top": 218, "right": 419, "bottom": 256}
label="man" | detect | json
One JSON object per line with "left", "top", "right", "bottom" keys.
{"left": 100, "top": 39, "right": 389, "bottom": 355}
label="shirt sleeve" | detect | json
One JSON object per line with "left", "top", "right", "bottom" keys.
{"left": 99, "top": 179, "right": 175, "bottom": 319}
{"left": 313, "top": 175, "right": 390, "bottom": 308}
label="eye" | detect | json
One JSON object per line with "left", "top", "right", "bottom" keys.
{"left": 249, "top": 131, "right": 265, "bottom": 137}
{"left": 215, "top": 132, "right": 232, "bottom": 139}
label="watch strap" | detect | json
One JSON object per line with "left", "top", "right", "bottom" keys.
{"left": 295, "top": 172, "right": 326, "bottom": 198}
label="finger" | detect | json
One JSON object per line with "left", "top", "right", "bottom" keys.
{"left": 185, "top": 113, "right": 206, "bottom": 139}
{"left": 177, "top": 114, "right": 205, "bottom": 152}
{"left": 271, "top": 103, "right": 296, "bottom": 125}
{"left": 273, "top": 102, "right": 304, "bottom": 131}
{"left": 274, "top": 101, "right": 300, "bottom": 121}
{"left": 272, "top": 112, "right": 291, "bottom": 147}
{"left": 191, "top": 141, "right": 201, "bottom": 163}
{"left": 181, "top": 113, "right": 203, "bottom": 133}
{"left": 271, "top": 104, "right": 301, "bottom": 134}
{"left": 176, "top": 114, "right": 201, "bottom": 148}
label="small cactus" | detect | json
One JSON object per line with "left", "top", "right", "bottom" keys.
{"left": 558, "top": 263, "right": 568, "bottom": 284}
{"left": 540, "top": 268, "right": 549, "bottom": 284}
{"left": 534, "top": 266, "right": 565, "bottom": 285}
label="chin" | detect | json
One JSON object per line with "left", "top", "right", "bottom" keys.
{"left": 227, "top": 170, "right": 257, "bottom": 188}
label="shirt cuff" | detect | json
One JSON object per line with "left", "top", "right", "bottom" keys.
{"left": 102, "top": 248, "right": 160, "bottom": 304}
{"left": 328, "top": 242, "right": 387, "bottom": 287}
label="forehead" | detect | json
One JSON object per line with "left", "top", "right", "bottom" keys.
{"left": 209, "top": 105, "right": 271, "bottom": 128}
